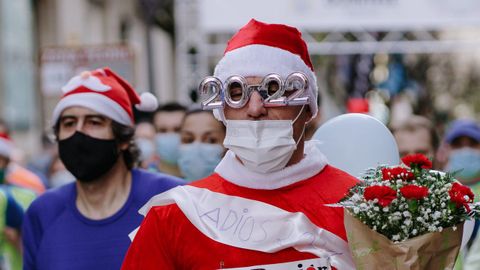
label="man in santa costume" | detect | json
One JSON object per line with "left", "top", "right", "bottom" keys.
{"left": 122, "top": 19, "right": 358, "bottom": 270}
{"left": 22, "top": 68, "right": 184, "bottom": 270}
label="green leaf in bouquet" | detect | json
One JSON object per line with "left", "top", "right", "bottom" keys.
{"left": 407, "top": 199, "right": 418, "bottom": 213}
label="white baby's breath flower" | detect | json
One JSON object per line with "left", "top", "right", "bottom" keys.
{"left": 432, "top": 211, "right": 442, "bottom": 219}
{"left": 392, "top": 234, "right": 400, "bottom": 241}
{"left": 351, "top": 193, "right": 362, "bottom": 202}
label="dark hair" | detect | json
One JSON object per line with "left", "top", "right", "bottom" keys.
{"left": 181, "top": 107, "right": 225, "bottom": 130}
{"left": 111, "top": 121, "right": 140, "bottom": 169}
{"left": 155, "top": 102, "right": 186, "bottom": 113}
{"left": 53, "top": 120, "right": 140, "bottom": 170}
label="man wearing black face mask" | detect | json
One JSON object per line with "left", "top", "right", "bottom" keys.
{"left": 22, "top": 67, "right": 184, "bottom": 270}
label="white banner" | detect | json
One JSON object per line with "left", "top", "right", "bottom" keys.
{"left": 133, "top": 185, "right": 354, "bottom": 269}
{"left": 199, "top": 0, "right": 480, "bottom": 32}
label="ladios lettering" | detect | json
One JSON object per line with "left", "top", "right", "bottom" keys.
{"left": 132, "top": 186, "right": 355, "bottom": 269}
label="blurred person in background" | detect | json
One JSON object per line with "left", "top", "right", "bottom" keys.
{"left": 0, "top": 120, "right": 45, "bottom": 195}
{"left": 443, "top": 119, "right": 480, "bottom": 188}
{"left": 134, "top": 121, "right": 158, "bottom": 171}
{"left": 0, "top": 132, "right": 34, "bottom": 270}
{"left": 178, "top": 108, "right": 226, "bottom": 182}
{"left": 46, "top": 153, "right": 75, "bottom": 188}
{"left": 26, "top": 133, "right": 57, "bottom": 188}
{"left": 152, "top": 102, "right": 186, "bottom": 177}
{"left": 390, "top": 115, "right": 439, "bottom": 168}
{"left": 441, "top": 119, "right": 480, "bottom": 270}
{"left": 122, "top": 19, "right": 358, "bottom": 269}
{"left": 22, "top": 67, "right": 184, "bottom": 270}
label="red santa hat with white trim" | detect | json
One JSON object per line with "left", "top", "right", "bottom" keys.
{"left": 0, "top": 133, "right": 14, "bottom": 159}
{"left": 213, "top": 19, "right": 318, "bottom": 120}
{"left": 52, "top": 67, "right": 158, "bottom": 126}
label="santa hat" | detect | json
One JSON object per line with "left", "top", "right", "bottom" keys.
{"left": 0, "top": 133, "right": 14, "bottom": 159}
{"left": 213, "top": 19, "right": 318, "bottom": 120}
{"left": 52, "top": 67, "right": 158, "bottom": 126}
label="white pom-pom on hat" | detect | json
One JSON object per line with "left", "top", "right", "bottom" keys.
{"left": 135, "top": 92, "right": 158, "bottom": 112}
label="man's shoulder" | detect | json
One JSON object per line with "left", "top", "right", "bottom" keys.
{"left": 26, "top": 183, "right": 73, "bottom": 219}
{"left": 300, "top": 165, "right": 359, "bottom": 199}
{"left": 132, "top": 168, "right": 185, "bottom": 196}
{"left": 315, "top": 165, "right": 359, "bottom": 184}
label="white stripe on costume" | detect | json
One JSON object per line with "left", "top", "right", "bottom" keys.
{"left": 131, "top": 185, "right": 354, "bottom": 270}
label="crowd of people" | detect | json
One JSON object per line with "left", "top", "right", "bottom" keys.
{"left": 0, "top": 19, "right": 476, "bottom": 269}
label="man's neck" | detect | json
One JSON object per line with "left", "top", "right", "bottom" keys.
{"left": 75, "top": 160, "right": 132, "bottom": 220}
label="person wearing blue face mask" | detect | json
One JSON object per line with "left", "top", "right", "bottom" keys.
{"left": 134, "top": 121, "right": 159, "bottom": 171}
{"left": 443, "top": 119, "right": 480, "bottom": 270}
{"left": 178, "top": 108, "right": 226, "bottom": 182}
{"left": 452, "top": 119, "right": 480, "bottom": 270}
{"left": 444, "top": 119, "right": 480, "bottom": 187}
{"left": 152, "top": 102, "right": 186, "bottom": 177}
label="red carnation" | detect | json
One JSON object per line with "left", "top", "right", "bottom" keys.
{"left": 400, "top": 185, "right": 429, "bottom": 200}
{"left": 382, "top": 167, "right": 414, "bottom": 181}
{"left": 401, "top": 154, "right": 432, "bottom": 169}
{"left": 364, "top": 185, "right": 397, "bottom": 207}
{"left": 449, "top": 182, "right": 475, "bottom": 212}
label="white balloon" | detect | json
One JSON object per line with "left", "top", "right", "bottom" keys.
{"left": 462, "top": 219, "right": 475, "bottom": 251}
{"left": 312, "top": 113, "right": 400, "bottom": 178}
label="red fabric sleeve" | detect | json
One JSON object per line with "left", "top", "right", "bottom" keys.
{"left": 121, "top": 207, "right": 174, "bottom": 269}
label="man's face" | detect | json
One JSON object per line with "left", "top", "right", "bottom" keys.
{"left": 223, "top": 76, "right": 310, "bottom": 144}
{"left": 394, "top": 127, "right": 434, "bottom": 159}
{"left": 58, "top": 106, "right": 114, "bottom": 140}
{"left": 153, "top": 111, "right": 185, "bottom": 134}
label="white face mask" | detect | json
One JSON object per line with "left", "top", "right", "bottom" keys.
{"left": 223, "top": 106, "right": 305, "bottom": 173}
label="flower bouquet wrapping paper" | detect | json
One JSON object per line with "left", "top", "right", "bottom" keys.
{"left": 338, "top": 154, "right": 479, "bottom": 270}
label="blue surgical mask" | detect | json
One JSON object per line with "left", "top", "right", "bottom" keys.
{"left": 446, "top": 148, "right": 480, "bottom": 184}
{"left": 155, "top": 133, "right": 180, "bottom": 165}
{"left": 178, "top": 143, "right": 224, "bottom": 182}
{"left": 135, "top": 138, "right": 156, "bottom": 162}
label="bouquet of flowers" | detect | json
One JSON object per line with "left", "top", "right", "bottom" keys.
{"left": 339, "top": 153, "right": 480, "bottom": 270}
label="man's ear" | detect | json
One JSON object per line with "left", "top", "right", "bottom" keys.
{"left": 304, "top": 106, "right": 313, "bottom": 124}
{"left": 119, "top": 142, "right": 129, "bottom": 151}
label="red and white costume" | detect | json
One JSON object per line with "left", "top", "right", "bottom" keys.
{"left": 122, "top": 142, "right": 358, "bottom": 270}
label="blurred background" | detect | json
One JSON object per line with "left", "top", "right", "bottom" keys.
{"left": 1, "top": 0, "right": 480, "bottom": 160}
